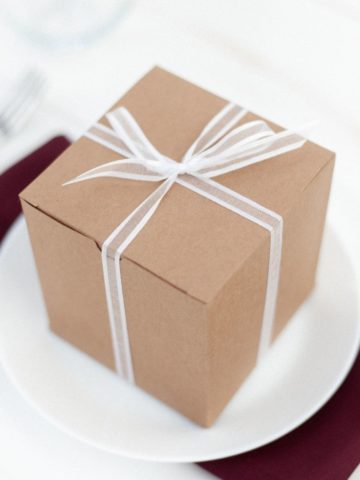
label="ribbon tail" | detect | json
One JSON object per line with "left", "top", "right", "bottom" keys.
{"left": 63, "top": 159, "right": 168, "bottom": 186}
{"left": 193, "top": 120, "right": 276, "bottom": 164}
{"left": 197, "top": 130, "right": 306, "bottom": 178}
{"left": 176, "top": 174, "right": 283, "bottom": 363}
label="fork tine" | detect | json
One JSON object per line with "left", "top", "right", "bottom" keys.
{"left": 5, "top": 78, "right": 45, "bottom": 132}
{"left": 0, "top": 71, "right": 37, "bottom": 119}
{"left": 0, "top": 70, "right": 45, "bottom": 134}
{"left": 0, "top": 71, "right": 43, "bottom": 124}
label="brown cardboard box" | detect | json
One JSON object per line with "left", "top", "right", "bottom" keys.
{"left": 20, "top": 67, "right": 335, "bottom": 427}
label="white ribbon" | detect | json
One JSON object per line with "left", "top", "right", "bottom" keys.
{"left": 65, "top": 103, "right": 306, "bottom": 382}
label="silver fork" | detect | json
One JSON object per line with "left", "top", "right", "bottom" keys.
{"left": 0, "top": 70, "right": 46, "bottom": 136}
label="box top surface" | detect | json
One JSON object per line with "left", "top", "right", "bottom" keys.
{"left": 21, "top": 67, "right": 334, "bottom": 303}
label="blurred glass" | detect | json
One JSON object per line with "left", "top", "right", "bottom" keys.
{"left": 1, "top": 0, "right": 132, "bottom": 49}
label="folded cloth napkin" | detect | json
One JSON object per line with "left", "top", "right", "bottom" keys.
{"left": 199, "top": 346, "right": 360, "bottom": 480}
{"left": 0, "top": 137, "right": 70, "bottom": 242}
{"left": 0, "top": 137, "right": 359, "bottom": 480}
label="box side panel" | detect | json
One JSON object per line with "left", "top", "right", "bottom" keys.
{"left": 206, "top": 155, "right": 335, "bottom": 425}
{"left": 21, "top": 200, "right": 115, "bottom": 370}
{"left": 22, "top": 199, "right": 210, "bottom": 426}
{"left": 273, "top": 155, "right": 335, "bottom": 339}
{"left": 121, "top": 257, "right": 209, "bottom": 426}
{"left": 207, "top": 237, "right": 269, "bottom": 424}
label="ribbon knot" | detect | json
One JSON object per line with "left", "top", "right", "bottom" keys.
{"left": 167, "top": 161, "right": 191, "bottom": 176}
{"left": 64, "top": 102, "right": 307, "bottom": 382}
{"left": 148, "top": 156, "right": 193, "bottom": 178}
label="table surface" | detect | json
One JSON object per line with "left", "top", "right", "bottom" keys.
{"left": 0, "top": 1, "right": 359, "bottom": 478}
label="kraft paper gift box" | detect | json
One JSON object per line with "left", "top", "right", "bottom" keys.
{"left": 20, "top": 67, "right": 335, "bottom": 427}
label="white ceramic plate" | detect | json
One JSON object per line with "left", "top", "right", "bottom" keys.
{"left": 0, "top": 217, "right": 359, "bottom": 463}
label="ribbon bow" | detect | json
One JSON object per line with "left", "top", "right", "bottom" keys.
{"left": 66, "top": 103, "right": 306, "bottom": 382}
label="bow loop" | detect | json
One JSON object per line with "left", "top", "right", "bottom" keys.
{"left": 106, "top": 107, "right": 165, "bottom": 163}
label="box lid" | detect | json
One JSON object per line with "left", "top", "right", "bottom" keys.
{"left": 21, "top": 67, "right": 334, "bottom": 303}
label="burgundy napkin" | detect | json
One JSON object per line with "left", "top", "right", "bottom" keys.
{"left": 0, "top": 137, "right": 70, "bottom": 243}
{"left": 0, "top": 137, "right": 359, "bottom": 480}
{"left": 200, "top": 347, "right": 360, "bottom": 479}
